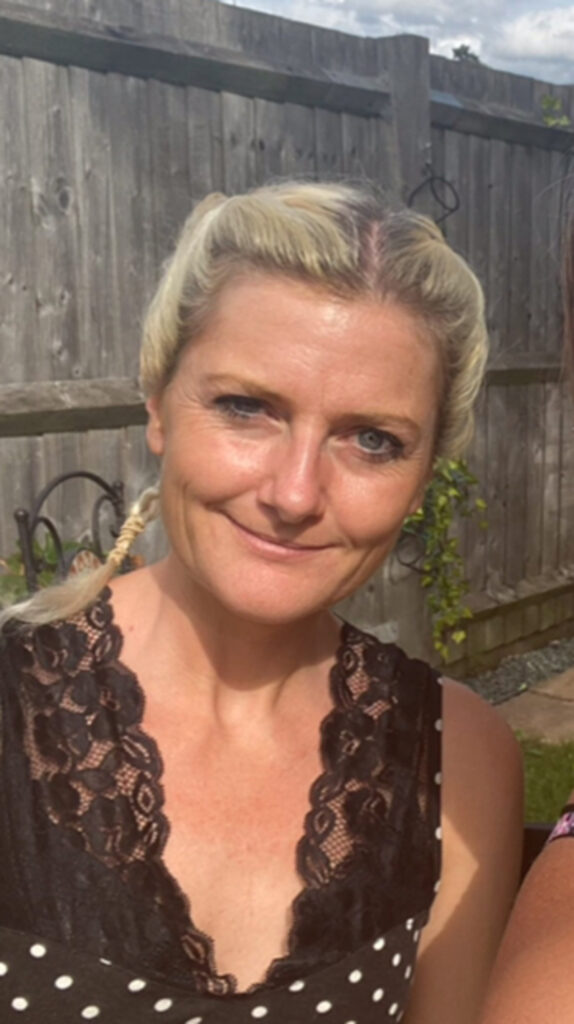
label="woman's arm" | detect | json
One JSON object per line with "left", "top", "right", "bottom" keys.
{"left": 404, "top": 680, "right": 523, "bottom": 1024}
{"left": 480, "top": 824, "right": 574, "bottom": 1023}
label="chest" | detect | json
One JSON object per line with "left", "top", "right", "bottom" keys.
{"left": 142, "top": 708, "right": 326, "bottom": 988}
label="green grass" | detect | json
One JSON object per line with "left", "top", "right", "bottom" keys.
{"left": 518, "top": 733, "right": 574, "bottom": 822}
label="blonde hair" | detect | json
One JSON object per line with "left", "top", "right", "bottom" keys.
{"left": 5, "top": 181, "right": 488, "bottom": 628}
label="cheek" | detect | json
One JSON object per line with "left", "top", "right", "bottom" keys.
{"left": 335, "top": 474, "right": 422, "bottom": 547}
{"left": 160, "top": 431, "right": 273, "bottom": 502}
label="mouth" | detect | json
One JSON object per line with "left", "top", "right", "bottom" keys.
{"left": 224, "top": 516, "right": 333, "bottom": 554}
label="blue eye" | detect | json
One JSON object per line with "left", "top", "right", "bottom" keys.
{"left": 356, "top": 428, "right": 403, "bottom": 461}
{"left": 214, "top": 394, "right": 264, "bottom": 419}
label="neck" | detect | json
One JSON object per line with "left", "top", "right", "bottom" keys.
{"left": 115, "top": 558, "right": 340, "bottom": 716}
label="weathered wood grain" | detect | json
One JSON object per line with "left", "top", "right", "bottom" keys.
{"left": 560, "top": 382, "right": 574, "bottom": 570}
{"left": 0, "top": 379, "right": 145, "bottom": 436}
{"left": 22, "top": 57, "right": 81, "bottom": 382}
{"left": 314, "top": 108, "right": 344, "bottom": 179}
{"left": 107, "top": 73, "right": 156, "bottom": 374}
{"left": 0, "top": 2, "right": 391, "bottom": 117}
{"left": 487, "top": 138, "right": 512, "bottom": 361}
{"left": 431, "top": 93, "right": 574, "bottom": 151}
{"left": 187, "top": 85, "right": 224, "bottom": 201}
{"left": 485, "top": 384, "right": 508, "bottom": 598}
{"left": 542, "top": 382, "right": 562, "bottom": 576}
{"left": 221, "top": 91, "right": 257, "bottom": 194}
{"left": 503, "top": 386, "right": 529, "bottom": 588}
{"left": 525, "top": 383, "right": 546, "bottom": 583}
{"left": 148, "top": 78, "right": 192, "bottom": 262}
{"left": 0, "top": 56, "right": 33, "bottom": 384}
{"left": 68, "top": 65, "right": 117, "bottom": 379}
{"left": 378, "top": 35, "right": 431, "bottom": 202}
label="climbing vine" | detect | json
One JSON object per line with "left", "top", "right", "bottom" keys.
{"left": 400, "top": 458, "right": 487, "bottom": 661}
{"left": 540, "top": 94, "right": 571, "bottom": 129}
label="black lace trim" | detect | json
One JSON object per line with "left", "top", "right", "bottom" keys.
{"left": 0, "top": 591, "right": 441, "bottom": 995}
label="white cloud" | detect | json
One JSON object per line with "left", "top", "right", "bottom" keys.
{"left": 228, "top": 0, "right": 574, "bottom": 82}
{"left": 493, "top": 7, "right": 574, "bottom": 60}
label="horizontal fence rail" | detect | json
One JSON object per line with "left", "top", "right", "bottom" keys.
{"left": 0, "top": 2, "right": 392, "bottom": 116}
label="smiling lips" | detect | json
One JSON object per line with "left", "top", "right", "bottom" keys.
{"left": 225, "top": 515, "right": 333, "bottom": 556}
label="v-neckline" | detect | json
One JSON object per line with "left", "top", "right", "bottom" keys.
{"left": 101, "top": 588, "right": 355, "bottom": 995}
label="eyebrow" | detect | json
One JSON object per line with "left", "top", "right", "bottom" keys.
{"left": 202, "top": 373, "right": 422, "bottom": 436}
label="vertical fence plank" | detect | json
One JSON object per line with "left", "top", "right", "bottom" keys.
{"left": 485, "top": 385, "right": 508, "bottom": 597}
{"left": 314, "top": 109, "right": 344, "bottom": 179}
{"left": 68, "top": 66, "right": 117, "bottom": 379}
{"left": 22, "top": 58, "right": 81, "bottom": 382}
{"left": 148, "top": 79, "right": 192, "bottom": 261}
{"left": 504, "top": 386, "right": 529, "bottom": 588}
{"left": 187, "top": 86, "right": 224, "bottom": 202}
{"left": 0, "top": 57, "right": 34, "bottom": 384}
{"left": 542, "top": 383, "right": 562, "bottom": 577}
{"left": 107, "top": 73, "right": 156, "bottom": 376}
{"left": 378, "top": 35, "right": 431, "bottom": 202}
{"left": 221, "top": 92, "right": 257, "bottom": 194}
{"left": 487, "top": 139, "right": 512, "bottom": 361}
{"left": 560, "top": 383, "right": 574, "bottom": 571}
{"left": 525, "top": 382, "right": 546, "bottom": 583}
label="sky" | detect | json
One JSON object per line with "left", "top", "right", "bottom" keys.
{"left": 227, "top": 0, "right": 574, "bottom": 84}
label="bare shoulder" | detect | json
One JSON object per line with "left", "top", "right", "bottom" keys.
{"left": 481, "top": 827, "right": 574, "bottom": 1023}
{"left": 441, "top": 677, "right": 522, "bottom": 791}
{"left": 440, "top": 676, "right": 523, "bottom": 887}
{"left": 403, "top": 679, "right": 523, "bottom": 1024}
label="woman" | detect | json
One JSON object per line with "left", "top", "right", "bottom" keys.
{"left": 0, "top": 182, "right": 521, "bottom": 1023}
{"left": 478, "top": 221, "right": 574, "bottom": 1024}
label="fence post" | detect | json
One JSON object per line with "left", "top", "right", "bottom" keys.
{"left": 378, "top": 34, "right": 431, "bottom": 205}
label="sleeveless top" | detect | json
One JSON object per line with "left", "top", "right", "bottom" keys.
{"left": 0, "top": 589, "right": 442, "bottom": 1023}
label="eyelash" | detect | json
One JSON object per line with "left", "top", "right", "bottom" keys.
{"left": 213, "top": 394, "right": 266, "bottom": 419}
{"left": 213, "top": 394, "right": 405, "bottom": 463}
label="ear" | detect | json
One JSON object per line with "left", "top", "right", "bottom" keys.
{"left": 145, "top": 395, "right": 165, "bottom": 456}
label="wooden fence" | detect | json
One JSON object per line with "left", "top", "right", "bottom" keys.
{"left": 1, "top": 0, "right": 574, "bottom": 670}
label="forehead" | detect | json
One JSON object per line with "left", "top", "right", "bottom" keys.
{"left": 174, "top": 274, "right": 441, "bottom": 414}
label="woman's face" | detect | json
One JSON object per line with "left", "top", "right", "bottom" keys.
{"left": 146, "top": 275, "right": 442, "bottom": 624}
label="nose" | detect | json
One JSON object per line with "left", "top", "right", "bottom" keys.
{"left": 258, "top": 429, "right": 326, "bottom": 524}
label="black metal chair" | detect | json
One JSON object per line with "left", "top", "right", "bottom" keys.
{"left": 14, "top": 471, "right": 126, "bottom": 593}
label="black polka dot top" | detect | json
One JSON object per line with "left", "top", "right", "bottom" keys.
{"left": 0, "top": 590, "right": 442, "bottom": 1023}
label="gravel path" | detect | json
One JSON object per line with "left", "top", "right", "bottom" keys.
{"left": 464, "top": 636, "right": 574, "bottom": 705}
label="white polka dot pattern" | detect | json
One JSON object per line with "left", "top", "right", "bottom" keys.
{"left": 0, "top": 907, "right": 430, "bottom": 1022}
{"left": 153, "top": 998, "right": 173, "bottom": 1012}
{"left": 54, "top": 976, "right": 74, "bottom": 990}
{"left": 128, "top": 979, "right": 147, "bottom": 993}
{"left": 29, "top": 944, "right": 46, "bottom": 959}
{"left": 288, "top": 980, "right": 305, "bottom": 992}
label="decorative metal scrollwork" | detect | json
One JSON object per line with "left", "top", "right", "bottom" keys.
{"left": 14, "top": 471, "right": 125, "bottom": 593}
